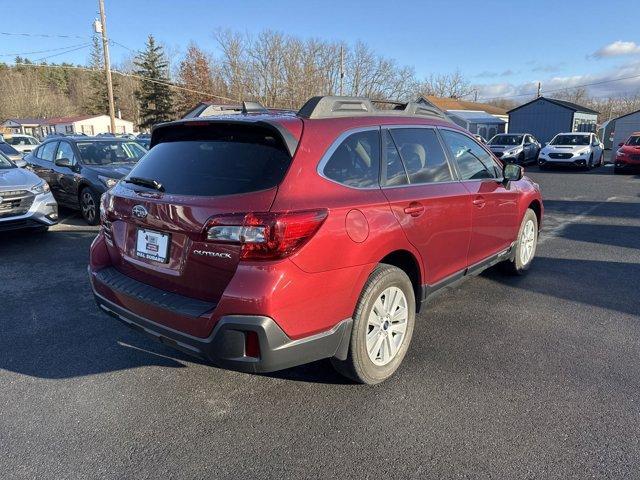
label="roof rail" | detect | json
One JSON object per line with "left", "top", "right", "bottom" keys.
{"left": 242, "top": 101, "right": 269, "bottom": 114}
{"left": 297, "top": 95, "right": 446, "bottom": 120}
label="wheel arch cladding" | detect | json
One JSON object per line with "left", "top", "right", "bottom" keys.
{"left": 379, "top": 250, "right": 422, "bottom": 311}
{"left": 527, "top": 199, "right": 542, "bottom": 228}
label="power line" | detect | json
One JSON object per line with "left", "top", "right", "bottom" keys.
{"left": 35, "top": 44, "right": 92, "bottom": 62}
{"left": 479, "top": 72, "right": 640, "bottom": 101}
{"left": 12, "top": 62, "right": 237, "bottom": 102}
{"left": 0, "top": 42, "right": 92, "bottom": 58}
{"left": 0, "top": 31, "right": 91, "bottom": 40}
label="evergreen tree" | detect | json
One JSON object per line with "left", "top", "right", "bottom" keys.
{"left": 85, "top": 36, "right": 118, "bottom": 115}
{"left": 134, "top": 35, "right": 174, "bottom": 130}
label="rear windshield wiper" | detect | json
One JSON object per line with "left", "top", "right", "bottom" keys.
{"left": 124, "top": 176, "right": 165, "bottom": 192}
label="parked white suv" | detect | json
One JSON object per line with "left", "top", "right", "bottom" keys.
{"left": 538, "top": 133, "right": 603, "bottom": 170}
{"left": 3, "top": 134, "right": 40, "bottom": 154}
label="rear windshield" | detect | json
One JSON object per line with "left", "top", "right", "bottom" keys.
{"left": 124, "top": 124, "right": 291, "bottom": 197}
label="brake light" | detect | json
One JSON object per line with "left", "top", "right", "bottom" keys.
{"left": 205, "top": 209, "right": 328, "bottom": 260}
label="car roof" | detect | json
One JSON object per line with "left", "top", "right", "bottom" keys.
{"left": 42, "top": 136, "right": 131, "bottom": 143}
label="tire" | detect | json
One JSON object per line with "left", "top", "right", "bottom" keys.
{"left": 501, "top": 209, "right": 538, "bottom": 276}
{"left": 586, "top": 153, "right": 594, "bottom": 170}
{"left": 614, "top": 166, "right": 623, "bottom": 175}
{"left": 331, "top": 264, "right": 416, "bottom": 385}
{"left": 79, "top": 187, "right": 100, "bottom": 225}
{"left": 34, "top": 226, "right": 49, "bottom": 234}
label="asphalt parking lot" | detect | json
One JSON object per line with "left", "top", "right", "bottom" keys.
{"left": 1, "top": 161, "right": 639, "bottom": 479}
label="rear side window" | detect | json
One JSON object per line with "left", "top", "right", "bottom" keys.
{"left": 388, "top": 128, "right": 453, "bottom": 184}
{"left": 440, "top": 130, "right": 500, "bottom": 180}
{"left": 125, "top": 124, "right": 291, "bottom": 197}
{"left": 322, "top": 129, "right": 380, "bottom": 188}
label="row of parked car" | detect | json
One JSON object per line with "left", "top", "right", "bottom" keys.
{"left": 484, "top": 131, "right": 606, "bottom": 170}
{"left": 0, "top": 133, "right": 149, "bottom": 230}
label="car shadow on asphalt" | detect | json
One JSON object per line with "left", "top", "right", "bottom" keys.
{"left": 0, "top": 228, "right": 207, "bottom": 379}
{"left": 483, "top": 257, "right": 640, "bottom": 317}
{"left": 543, "top": 200, "right": 640, "bottom": 219}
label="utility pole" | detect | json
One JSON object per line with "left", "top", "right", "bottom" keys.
{"left": 339, "top": 45, "right": 344, "bottom": 96}
{"left": 536, "top": 82, "right": 542, "bottom": 98}
{"left": 97, "top": 0, "right": 116, "bottom": 134}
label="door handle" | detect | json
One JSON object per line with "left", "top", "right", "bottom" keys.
{"left": 403, "top": 202, "right": 425, "bottom": 217}
{"left": 472, "top": 196, "right": 486, "bottom": 208}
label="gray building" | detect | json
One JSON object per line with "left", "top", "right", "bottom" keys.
{"left": 507, "top": 97, "right": 599, "bottom": 143}
{"left": 446, "top": 110, "right": 506, "bottom": 140}
{"left": 611, "top": 109, "right": 640, "bottom": 148}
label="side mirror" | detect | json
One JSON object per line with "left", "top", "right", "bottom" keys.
{"left": 54, "top": 157, "right": 73, "bottom": 168}
{"left": 544, "top": 142, "right": 549, "bottom": 146}
{"left": 503, "top": 163, "right": 523, "bottom": 182}
{"left": 618, "top": 142, "right": 625, "bottom": 147}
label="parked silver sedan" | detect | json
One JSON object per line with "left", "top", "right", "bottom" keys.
{"left": 0, "top": 152, "right": 58, "bottom": 232}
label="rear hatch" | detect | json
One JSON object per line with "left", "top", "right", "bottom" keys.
{"left": 103, "top": 119, "right": 301, "bottom": 303}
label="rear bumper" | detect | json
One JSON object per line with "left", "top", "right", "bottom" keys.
{"left": 92, "top": 286, "right": 352, "bottom": 373}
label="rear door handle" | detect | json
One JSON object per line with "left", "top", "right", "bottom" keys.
{"left": 472, "top": 196, "right": 486, "bottom": 208}
{"left": 403, "top": 202, "right": 425, "bottom": 217}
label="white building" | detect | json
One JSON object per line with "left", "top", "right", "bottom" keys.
{"left": 2, "top": 114, "right": 134, "bottom": 138}
{"left": 45, "top": 115, "right": 134, "bottom": 136}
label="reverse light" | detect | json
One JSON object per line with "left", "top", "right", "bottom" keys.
{"left": 205, "top": 209, "right": 328, "bottom": 260}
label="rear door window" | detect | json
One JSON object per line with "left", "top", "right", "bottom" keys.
{"left": 125, "top": 124, "right": 292, "bottom": 197}
{"left": 440, "top": 129, "right": 500, "bottom": 180}
{"left": 388, "top": 128, "right": 453, "bottom": 184}
{"left": 322, "top": 129, "right": 380, "bottom": 188}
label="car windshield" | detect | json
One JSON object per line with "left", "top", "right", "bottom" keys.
{"left": 5, "top": 136, "right": 38, "bottom": 146}
{"left": 488, "top": 135, "right": 523, "bottom": 146}
{"left": 626, "top": 136, "right": 640, "bottom": 146}
{"left": 0, "top": 152, "right": 15, "bottom": 169}
{"left": 0, "top": 142, "right": 20, "bottom": 155}
{"left": 76, "top": 141, "right": 147, "bottom": 165}
{"left": 550, "top": 135, "right": 590, "bottom": 146}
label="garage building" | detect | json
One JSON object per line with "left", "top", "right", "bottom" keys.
{"left": 611, "top": 109, "right": 640, "bottom": 147}
{"left": 507, "top": 97, "right": 598, "bottom": 143}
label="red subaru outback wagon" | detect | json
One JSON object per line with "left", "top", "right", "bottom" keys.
{"left": 89, "top": 96, "right": 543, "bottom": 384}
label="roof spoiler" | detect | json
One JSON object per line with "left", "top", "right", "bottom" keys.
{"left": 297, "top": 96, "right": 446, "bottom": 120}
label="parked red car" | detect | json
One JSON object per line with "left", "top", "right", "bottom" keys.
{"left": 89, "top": 96, "right": 543, "bottom": 384}
{"left": 614, "top": 133, "right": 640, "bottom": 173}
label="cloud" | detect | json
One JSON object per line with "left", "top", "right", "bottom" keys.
{"left": 531, "top": 63, "right": 565, "bottom": 73}
{"left": 591, "top": 41, "right": 640, "bottom": 59}
{"left": 475, "top": 69, "right": 516, "bottom": 78}
{"left": 474, "top": 61, "right": 640, "bottom": 101}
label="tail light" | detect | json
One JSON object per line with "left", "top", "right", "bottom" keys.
{"left": 205, "top": 209, "right": 328, "bottom": 260}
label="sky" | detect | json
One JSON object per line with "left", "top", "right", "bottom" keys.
{"left": 2, "top": 0, "right": 639, "bottom": 102}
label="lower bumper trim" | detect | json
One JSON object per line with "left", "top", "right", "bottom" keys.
{"left": 93, "top": 291, "right": 353, "bottom": 373}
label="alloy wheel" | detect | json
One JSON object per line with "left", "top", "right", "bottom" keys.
{"left": 366, "top": 287, "right": 408, "bottom": 366}
{"left": 81, "top": 191, "right": 96, "bottom": 224}
{"left": 520, "top": 219, "right": 536, "bottom": 265}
